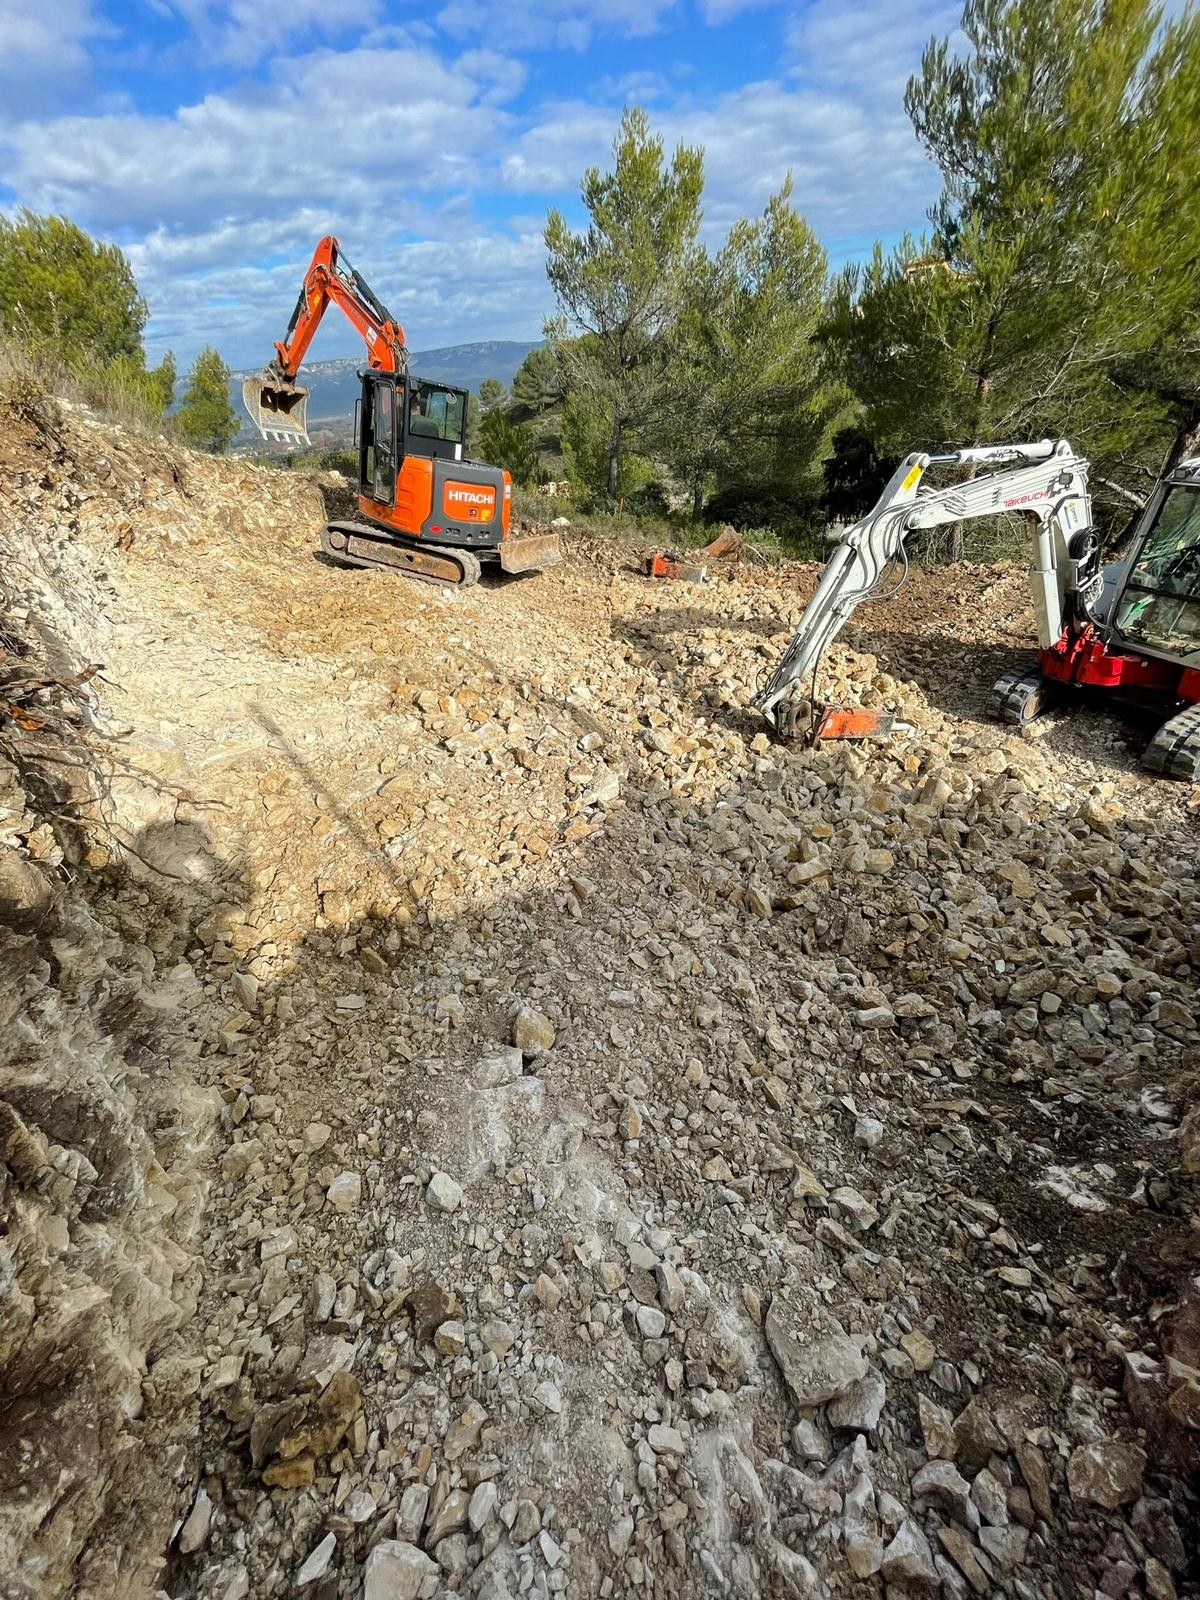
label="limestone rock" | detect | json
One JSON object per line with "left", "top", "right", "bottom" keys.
{"left": 295, "top": 1531, "right": 336, "bottom": 1585}
{"left": 901, "top": 1329, "right": 936, "bottom": 1371}
{"left": 765, "top": 1298, "right": 868, "bottom": 1408}
{"left": 1067, "top": 1440, "right": 1146, "bottom": 1509}
{"left": 881, "top": 1520, "right": 938, "bottom": 1587}
{"left": 178, "top": 1487, "right": 212, "bottom": 1554}
{"left": 325, "top": 1170, "right": 361, "bottom": 1212}
{"left": 911, "top": 1459, "right": 980, "bottom": 1529}
{"left": 362, "top": 1540, "right": 437, "bottom": 1600}
{"left": 425, "top": 1171, "right": 463, "bottom": 1212}
{"left": 827, "top": 1368, "right": 886, "bottom": 1432}
{"left": 918, "top": 1393, "right": 957, "bottom": 1459}
{"left": 514, "top": 1006, "right": 555, "bottom": 1055}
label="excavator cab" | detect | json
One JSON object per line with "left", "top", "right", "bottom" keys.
{"left": 1103, "top": 473, "right": 1200, "bottom": 659}
{"left": 357, "top": 370, "right": 469, "bottom": 500}
{"left": 405, "top": 380, "right": 467, "bottom": 456}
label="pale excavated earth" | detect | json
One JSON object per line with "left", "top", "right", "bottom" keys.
{"left": 1, "top": 396, "right": 1198, "bottom": 1600}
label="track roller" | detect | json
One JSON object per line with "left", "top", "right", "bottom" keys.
{"left": 1142, "top": 703, "right": 1200, "bottom": 781}
{"left": 988, "top": 665, "right": 1056, "bottom": 727}
{"left": 320, "top": 522, "right": 480, "bottom": 587}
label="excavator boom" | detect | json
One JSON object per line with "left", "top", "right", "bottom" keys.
{"left": 243, "top": 236, "right": 408, "bottom": 446}
{"left": 754, "top": 439, "right": 1093, "bottom": 728}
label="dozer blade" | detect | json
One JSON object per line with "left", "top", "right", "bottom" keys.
{"left": 499, "top": 532, "right": 563, "bottom": 574}
{"left": 242, "top": 374, "right": 310, "bottom": 446}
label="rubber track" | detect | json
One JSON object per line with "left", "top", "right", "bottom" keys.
{"left": 988, "top": 666, "right": 1049, "bottom": 726}
{"left": 321, "top": 523, "right": 481, "bottom": 588}
{"left": 1143, "top": 702, "right": 1200, "bottom": 780}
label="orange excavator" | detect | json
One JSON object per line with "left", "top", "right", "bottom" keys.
{"left": 243, "top": 236, "right": 561, "bottom": 587}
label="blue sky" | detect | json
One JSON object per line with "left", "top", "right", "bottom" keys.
{"left": 0, "top": 0, "right": 959, "bottom": 368}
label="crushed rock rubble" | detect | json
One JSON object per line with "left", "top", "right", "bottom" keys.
{"left": 0, "top": 398, "right": 1197, "bottom": 1600}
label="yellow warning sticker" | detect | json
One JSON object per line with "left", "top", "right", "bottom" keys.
{"left": 902, "top": 464, "right": 923, "bottom": 492}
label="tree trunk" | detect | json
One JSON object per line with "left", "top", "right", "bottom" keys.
{"left": 606, "top": 415, "right": 623, "bottom": 501}
{"left": 1162, "top": 409, "right": 1200, "bottom": 476}
{"left": 956, "top": 366, "right": 994, "bottom": 562}
{"left": 691, "top": 480, "right": 704, "bottom": 520}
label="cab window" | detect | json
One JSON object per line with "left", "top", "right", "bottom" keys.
{"left": 408, "top": 381, "right": 466, "bottom": 443}
{"left": 1113, "top": 486, "right": 1200, "bottom": 652}
{"left": 370, "top": 382, "right": 394, "bottom": 501}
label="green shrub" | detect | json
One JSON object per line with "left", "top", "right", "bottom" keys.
{"left": 72, "top": 351, "right": 175, "bottom": 432}
{"left": 316, "top": 447, "right": 357, "bottom": 477}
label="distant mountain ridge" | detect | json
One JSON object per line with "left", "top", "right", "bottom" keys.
{"left": 231, "top": 340, "right": 540, "bottom": 444}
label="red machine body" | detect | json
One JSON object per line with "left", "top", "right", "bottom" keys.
{"left": 1038, "top": 626, "right": 1200, "bottom": 704}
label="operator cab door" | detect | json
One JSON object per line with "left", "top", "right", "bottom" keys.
{"left": 359, "top": 373, "right": 397, "bottom": 506}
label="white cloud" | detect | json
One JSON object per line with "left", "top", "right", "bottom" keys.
{"left": 0, "top": 34, "right": 541, "bottom": 361}
{"left": 6, "top": 43, "right": 515, "bottom": 235}
{"left": 587, "top": 68, "right": 673, "bottom": 103}
{"left": 499, "top": 72, "right": 939, "bottom": 242}
{"left": 786, "top": 0, "right": 961, "bottom": 96}
{"left": 153, "top": 0, "right": 382, "bottom": 67}
{"left": 493, "top": 0, "right": 950, "bottom": 239}
{"left": 0, "top": 0, "right": 106, "bottom": 117}
{"left": 0, "top": 0, "right": 955, "bottom": 364}
{"left": 140, "top": 228, "right": 550, "bottom": 369}
{"left": 699, "top": 0, "right": 779, "bottom": 23}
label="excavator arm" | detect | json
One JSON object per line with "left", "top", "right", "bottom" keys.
{"left": 754, "top": 439, "right": 1093, "bottom": 731}
{"left": 243, "top": 236, "right": 408, "bottom": 446}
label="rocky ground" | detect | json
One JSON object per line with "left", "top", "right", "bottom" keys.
{"left": 1, "top": 395, "right": 1197, "bottom": 1600}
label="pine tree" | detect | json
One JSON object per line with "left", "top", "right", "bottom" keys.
{"left": 545, "top": 107, "right": 704, "bottom": 501}
{"left": 0, "top": 210, "right": 147, "bottom": 363}
{"left": 656, "top": 178, "right": 843, "bottom": 519}
{"left": 829, "top": 0, "right": 1200, "bottom": 527}
{"left": 478, "top": 377, "right": 507, "bottom": 414}
{"left": 148, "top": 351, "right": 176, "bottom": 416}
{"left": 479, "top": 409, "right": 543, "bottom": 487}
{"left": 464, "top": 392, "right": 482, "bottom": 459}
{"left": 509, "top": 346, "right": 563, "bottom": 418}
{"left": 174, "top": 347, "right": 238, "bottom": 453}
{"left": 822, "top": 427, "right": 897, "bottom": 522}
{"left": 560, "top": 395, "right": 650, "bottom": 504}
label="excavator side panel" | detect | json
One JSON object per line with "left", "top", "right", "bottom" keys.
{"left": 358, "top": 462, "right": 432, "bottom": 538}
{"left": 438, "top": 476, "right": 498, "bottom": 527}
{"left": 392, "top": 457, "right": 435, "bottom": 535}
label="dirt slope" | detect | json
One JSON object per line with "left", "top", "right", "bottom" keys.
{"left": 1, "top": 398, "right": 1197, "bottom": 1600}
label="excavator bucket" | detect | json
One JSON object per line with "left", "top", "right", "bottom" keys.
{"left": 242, "top": 374, "right": 311, "bottom": 446}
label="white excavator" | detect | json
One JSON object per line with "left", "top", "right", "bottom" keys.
{"left": 755, "top": 440, "right": 1200, "bottom": 779}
